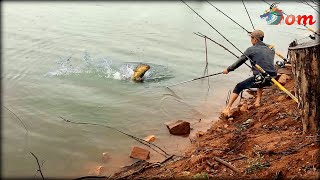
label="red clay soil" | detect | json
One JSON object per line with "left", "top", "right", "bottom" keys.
{"left": 112, "top": 69, "right": 319, "bottom": 180}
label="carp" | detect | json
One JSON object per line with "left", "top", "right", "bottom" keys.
{"left": 131, "top": 64, "right": 150, "bottom": 82}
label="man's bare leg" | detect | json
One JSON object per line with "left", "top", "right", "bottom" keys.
{"left": 254, "top": 88, "right": 263, "bottom": 107}
{"left": 222, "top": 93, "right": 239, "bottom": 117}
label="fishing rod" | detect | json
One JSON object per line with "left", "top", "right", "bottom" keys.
{"left": 196, "top": 31, "right": 264, "bottom": 101}
{"left": 194, "top": 32, "right": 252, "bottom": 69}
{"left": 181, "top": 0, "right": 299, "bottom": 103}
{"left": 205, "top": 0, "right": 291, "bottom": 64}
{"left": 299, "top": 0, "right": 320, "bottom": 14}
{"left": 242, "top": 0, "right": 255, "bottom": 30}
{"left": 296, "top": 34, "right": 316, "bottom": 41}
{"left": 262, "top": 0, "right": 319, "bottom": 35}
{"left": 240, "top": 0, "right": 290, "bottom": 69}
{"left": 194, "top": 31, "right": 256, "bottom": 98}
{"left": 166, "top": 72, "right": 223, "bottom": 88}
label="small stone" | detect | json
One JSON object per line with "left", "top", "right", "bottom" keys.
{"left": 89, "top": 165, "right": 106, "bottom": 176}
{"left": 182, "top": 171, "right": 191, "bottom": 176}
{"left": 240, "top": 104, "right": 249, "bottom": 113}
{"left": 278, "top": 74, "right": 291, "bottom": 85}
{"left": 228, "top": 117, "right": 234, "bottom": 121}
{"left": 230, "top": 107, "right": 241, "bottom": 117}
{"left": 224, "top": 124, "right": 229, "bottom": 128}
{"left": 102, "top": 152, "right": 110, "bottom": 163}
{"left": 164, "top": 122, "right": 171, "bottom": 126}
{"left": 130, "top": 146, "right": 150, "bottom": 160}
{"left": 277, "top": 68, "right": 292, "bottom": 75}
{"left": 196, "top": 131, "right": 205, "bottom": 138}
{"left": 166, "top": 120, "right": 190, "bottom": 135}
{"left": 144, "top": 135, "right": 156, "bottom": 143}
{"left": 97, "top": 166, "right": 106, "bottom": 175}
{"left": 285, "top": 64, "right": 292, "bottom": 68}
{"left": 243, "top": 119, "right": 254, "bottom": 125}
{"left": 237, "top": 101, "right": 245, "bottom": 107}
{"left": 277, "top": 95, "right": 286, "bottom": 101}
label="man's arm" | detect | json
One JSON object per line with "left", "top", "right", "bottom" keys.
{"left": 227, "top": 55, "right": 247, "bottom": 72}
{"left": 224, "top": 47, "right": 252, "bottom": 73}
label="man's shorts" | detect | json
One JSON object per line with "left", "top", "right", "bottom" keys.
{"left": 233, "top": 75, "right": 273, "bottom": 94}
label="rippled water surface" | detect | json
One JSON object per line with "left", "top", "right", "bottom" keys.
{"left": 2, "top": 1, "right": 318, "bottom": 178}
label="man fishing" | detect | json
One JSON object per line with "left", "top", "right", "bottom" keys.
{"left": 221, "top": 30, "right": 277, "bottom": 118}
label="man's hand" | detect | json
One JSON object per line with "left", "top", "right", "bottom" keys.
{"left": 223, "top": 69, "right": 229, "bottom": 74}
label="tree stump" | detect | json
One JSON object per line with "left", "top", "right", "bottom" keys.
{"left": 288, "top": 39, "right": 320, "bottom": 134}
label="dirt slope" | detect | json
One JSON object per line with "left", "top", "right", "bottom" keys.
{"left": 113, "top": 68, "right": 319, "bottom": 180}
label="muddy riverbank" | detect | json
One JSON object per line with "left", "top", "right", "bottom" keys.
{"left": 112, "top": 65, "right": 319, "bottom": 179}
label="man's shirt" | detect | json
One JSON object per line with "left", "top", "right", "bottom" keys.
{"left": 227, "top": 41, "right": 277, "bottom": 76}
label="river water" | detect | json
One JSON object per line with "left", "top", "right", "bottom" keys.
{"left": 2, "top": 1, "right": 318, "bottom": 178}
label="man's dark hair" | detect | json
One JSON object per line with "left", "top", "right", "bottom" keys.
{"left": 260, "top": 36, "right": 264, "bottom": 41}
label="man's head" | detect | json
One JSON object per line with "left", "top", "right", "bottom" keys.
{"left": 249, "top": 30, "right": 264, "bottom": 45}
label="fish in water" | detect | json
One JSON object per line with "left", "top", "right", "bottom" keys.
{"left": 131, "top": 64, "right": 150, "bottom": 82}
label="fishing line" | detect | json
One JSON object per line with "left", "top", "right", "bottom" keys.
{"left": 166, "top": 71, "right": 223, "bottom": 88}
{"left": 203, "top": 36, "right": 211, "bottom": 93}
{"left": 182, "top": 0, "right": 299, "bottom": 103}
{"left": 202, "top": 36, "right": 211, "bottom": 98}
{"left": 206, "top": 0, "right": 291, "bottom": 63}
{"left": 300, "top": 0, "right": 320, "bottom": 14}
{"left": 182, "top": 0, "right": 250, "bottom": 59}
{"left": 160, "top": 87, "right": 206, "bottom": 120}
{"left": 206, "top": 0, "right": 250, "bottom": 33}
{"left": 195, "top": 32, "right": 254, "bottom": 105}
{"left": 59, "top": 116, "right": 170, "bottom": 157}
{"left": 241, "top": 0, "right": 255, "bottom": 30}
{"left": 226, "top": 90, "right": 232, "bottom": 106}
{"left": 182, "top": 1, "right": 254, "bottom": 66}
{"left": 194, "top": 32, "right": 252, "bottom": 69}
{"left": 195, "top": 32, "right": 254, "bottom": 102}
{"left": 297, "top": 0, "right": 309, "bottom": 6}
{"left": 296, "top": 34, "right": 316, "bottom": 42}
{"left": 203, "top": 37, "right": 209, "bottom": 77}
{"left": 4, "top": 106, "right": 28, "bottom": 133}
{"left": 310, "top": 0, "right": 320, "bottom": 6}
{"left": 3, "top": 105, "right": 30, "bottom": 153}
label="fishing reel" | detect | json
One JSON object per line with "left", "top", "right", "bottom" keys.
{"left": 254, "top": 74, "right": 264, "bottom": 85}
{"left": 254, "top": 73, "right": 271, "bottom": 86}
{"left": 309, "top": 35, "right": 316, "bottom": 40}
{"left": 276, "top": 60, "right": 286, "bottom": 68}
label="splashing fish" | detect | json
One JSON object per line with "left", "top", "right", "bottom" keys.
{"left": 131, "top": 64, "right": 151, "bottom": 82}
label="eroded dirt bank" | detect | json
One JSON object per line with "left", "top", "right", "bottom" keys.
{"left": 112, "top": 67, "right": 319, "bottom": 180}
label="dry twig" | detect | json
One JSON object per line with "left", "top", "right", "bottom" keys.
{"left": 214, "top": 157, "right": 241, "bottom": 174}
{"left": 60, "top": 116, "right": 171, "bottom": 157}
{"left": 30, "top": 152, "right": 45, "bottom": 180}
